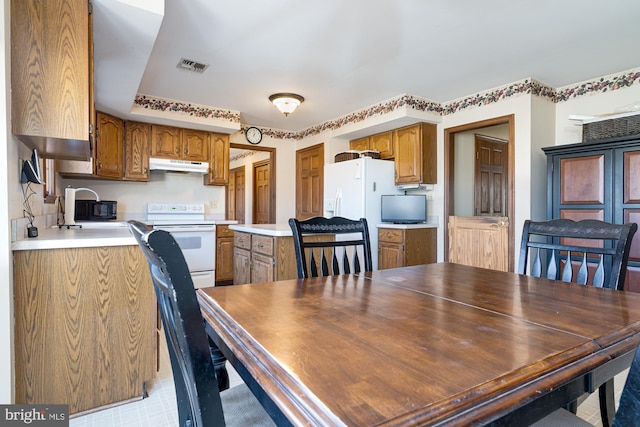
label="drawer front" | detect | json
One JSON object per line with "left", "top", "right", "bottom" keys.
{"left": 379, "top": 228, "right": 403, "bottom": 244}
{"left": 217, "top": 225, "right": 234, "bottom": 238}
{"left": 234, "top": 232, "right": 251, "bottom": 250}
{"left": 252, "top": 235, "right": 274, "bottom": 256}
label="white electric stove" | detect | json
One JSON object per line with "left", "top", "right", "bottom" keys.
{"left": 146, "top": 203, "right": 216, "bottom": 288}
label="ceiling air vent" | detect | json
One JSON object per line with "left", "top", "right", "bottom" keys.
{"left": 177, "top": 58, "right": 209, "bottom": 73}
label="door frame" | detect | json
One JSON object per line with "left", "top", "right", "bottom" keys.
{"left": 230, "top": 143, "right": 276, "bottom": 224}
{"left": 443, "top": 114, "right": 515, "bottom": 271}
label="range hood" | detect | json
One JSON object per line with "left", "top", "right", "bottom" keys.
{"left": 149, "top": 158, "right": 209, "bottom": 173}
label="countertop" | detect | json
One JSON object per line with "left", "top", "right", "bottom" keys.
{"left": 12, "top": 226, "right": 136, "bottom": 251}
{"left": 229, "top": 224, "right": 293, "bottom": 237}
{"left": 12, "top": 219, "right": 239, "bottom": 251}
{"left": 377, "top": 222, "right": 438, "bottom": 229}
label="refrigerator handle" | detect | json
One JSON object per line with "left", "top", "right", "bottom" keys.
{"left": 334, "top": 188, "right": 342, "bottom": 217}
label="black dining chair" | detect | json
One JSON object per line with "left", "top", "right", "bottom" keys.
{"left": 530, "top": 345, "right": 640, "bottom": 427}
{"left": 518, "top": 218, "right": 637, "bottom": 290}
{"left": 288, "top": 216, "right": 373, "bottom": 279}
{"left": 518, "top": 218, "right": 638, "bottom": 427}
{"left": 127, "top": 220, "right": 275, "bottom": 427}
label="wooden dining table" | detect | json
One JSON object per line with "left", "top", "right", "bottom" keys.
{"left": 197, "top": 263, "right": 640, "bottom": 426}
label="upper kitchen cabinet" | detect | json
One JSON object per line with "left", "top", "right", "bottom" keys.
{"left": 204, "top": 133, "right": 229, "bottom": 186}
{"left": 150, "top": 125, "right": 181, "bottom": 159}
{"left": 58, "top": 114, "right": 149, "bottom": 182}
{"left": 151, "top": 125, "right": 209, "bottom": 162}
{"left": 124, "top": 121, "right": 150, "bottom": 181}
{"left": 182, "top": 129, "right": 209, "bottom": 161}
{"left": 371, "top": 132, "right": 394, "bottom": 159}
{"left": 350, "top": 137, "right": 370, "bottom": 152}
{"left": 11, "top": 0, "right": 93, "bottom": 160}
{"left": 349, "top": 131, "right": 394, "bottom": 159}
{"left": 394, "top": 123, "right": 437, "bottom": 185}
{"left": 95, "top": 112, "right": 123, "bottom": 178}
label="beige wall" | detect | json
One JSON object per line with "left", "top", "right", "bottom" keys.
{"left": 439, "top": 95, "right": 534, "bottom": 261}
{"left": 555, "top": 83, "right": 640, "bottom": 145}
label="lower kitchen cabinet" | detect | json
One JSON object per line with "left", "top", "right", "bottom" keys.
{"left": 378, "top": 226, "right": 437, "bottom": 269}
{"left": 233, "top": 231, "right": 299, "bottom": 285}
{"left": 215, "top": 224, "right": 234, "bottom": 285}
{"left": 13, "top": 245, "right": 156, "bottom": 415}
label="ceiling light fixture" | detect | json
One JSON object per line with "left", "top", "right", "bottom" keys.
{"left": 269, "top": 93, "right": 304, "bottom": 116}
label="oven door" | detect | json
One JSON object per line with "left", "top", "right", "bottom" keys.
{"left": 153, "top": 224, "right": 216, "bottom": 289}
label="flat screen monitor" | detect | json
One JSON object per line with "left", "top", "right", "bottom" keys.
{"left": 381, "top": 194, "right": 426, "bottom": 224}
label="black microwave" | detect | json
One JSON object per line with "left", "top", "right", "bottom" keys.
{"left": 75, "top": 200, "right": 117, "bottom": 221}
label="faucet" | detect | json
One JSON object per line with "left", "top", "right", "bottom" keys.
{"left": 64, "top": 186, "right": 101, "bottom": 226}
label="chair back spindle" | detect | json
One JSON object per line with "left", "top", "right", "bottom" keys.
{"left": 518, "top": 218, "right": 637, "bottom": 290}
{"left": 288, "top": 216, "right": 373, "bottom": 279}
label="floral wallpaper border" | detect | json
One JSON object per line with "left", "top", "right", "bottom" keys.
{"left": 133, "top": 68, "right": 639, "bottom": 141}
{"left": 133, "top": 95, "right": 241, "bottom": 123}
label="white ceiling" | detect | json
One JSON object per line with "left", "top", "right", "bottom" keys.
{"left": 92, "top": 0, "right": 640, "bottom": 133}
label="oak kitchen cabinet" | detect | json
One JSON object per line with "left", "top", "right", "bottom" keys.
{"left": 232, "top": 229, "right": 299, "bottom": 285}
{"left": 13, "top": 244, "right": 156, "bottom": 414}
{"left": 543, "top": 135, "right": 640, "bottom": 292}
{"left": 11, "top": 0, "right": 94, "bottom": 160}
{"left": 394, "top": 123, "right": 437, "bottom": 185}
{"left": 204, "top": 132, "right": 230, "bottom": 186}
{"left": 57, "top": 114, "right": 150, "bottom": 182}
{"left": 378, "top": 225, "right": 437, "bottom": 270}
{"left": 151, "top": 125, "right": 209, "bottom": 162}
{"left": 57, "top": 119, "right": 231, "bottom": 185}
{"left": 215, "top": 224, "right": 234, "bottom": 284}
{"left": 95, "top": 112, "right": 124, "bottom": 178}
{"left": 349, "top": 131, "right": 394, "bottom": 159}
{"left": 124, "top": 121, "right": 151, "bottom": 181}
{"left": 232, "top": 226, "right": 331, "bottom": 284}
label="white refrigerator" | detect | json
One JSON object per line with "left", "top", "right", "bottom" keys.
{"left": 323, "top": 157, "right": 399, "bottom": 270}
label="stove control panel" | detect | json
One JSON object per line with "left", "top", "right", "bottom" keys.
{"left": 146, "top": 203, "right": 206, "bottom": 220}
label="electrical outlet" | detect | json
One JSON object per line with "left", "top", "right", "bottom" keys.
{"left": 211, "top": 201, "right": 218, "bottom": 209}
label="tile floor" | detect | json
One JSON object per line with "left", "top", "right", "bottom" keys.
{"left": 69, "top": 333, "right": 628, "bottom": 427}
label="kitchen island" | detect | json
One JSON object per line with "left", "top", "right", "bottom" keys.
{"left": 229, "top": 223, "right": 297, "bottom": 285}
{"left": 12, "top": 225, "right": 156, "bottom": 415}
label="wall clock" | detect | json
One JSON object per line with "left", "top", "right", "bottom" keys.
{"left": 245, "top": 127, "right": 262, "bottom": 145}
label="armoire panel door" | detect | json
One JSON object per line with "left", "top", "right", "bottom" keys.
{"left": 559, "top": 155, "right": 605, "bottom": 204}
{"left": 623, "top": 150, "right": 640, "bottom": 204}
